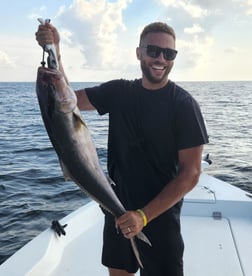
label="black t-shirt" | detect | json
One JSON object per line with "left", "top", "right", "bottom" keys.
{"left": 86, "top": 79, "right": 208, "bottom": 210}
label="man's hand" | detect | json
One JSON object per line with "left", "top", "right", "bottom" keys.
{"left": 116, "top": 210, "right": 145, "bottom": 239}
{"left": 35, "top": 23, "right": 60, "bottom": 52}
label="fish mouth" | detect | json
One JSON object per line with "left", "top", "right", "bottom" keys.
{"left": 38, "top": 67, "right": 63, "bottom": 84}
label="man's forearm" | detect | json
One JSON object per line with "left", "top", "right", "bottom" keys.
{"left": 142, "top": 163, "right": 201, "bottom": 223}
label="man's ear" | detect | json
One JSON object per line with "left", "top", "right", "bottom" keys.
{"left": 136, "top": 47, "right": 141, "bottom": 60}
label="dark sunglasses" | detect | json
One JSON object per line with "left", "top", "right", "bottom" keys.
{"left": 141, "top": 45, "right": 178, "bottom": 61}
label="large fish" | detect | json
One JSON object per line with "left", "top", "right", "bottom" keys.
{"left": 36, "top": 46, "right": 150, "bottom": 268}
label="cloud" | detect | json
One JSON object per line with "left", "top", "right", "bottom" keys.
{"left": 0, "top": 31, "right": 44, "bottom": 81}
{"left": 184, "top": 24, "right": 204, "bottom": 34}
{"left": 158, "top": 0, "right": 252, "bottom": 31}
{"left": 158, "top": 0, "right": 208, "bottom": 18}
{"left": 56, "top": 0, "right": 133, "bottom": 69}
{"left": 156, "top": 0, "right": 252, "bottom": 72}
{"left": 224, "top": 46, "right": 239, "bottom": 54}
{"left": 244, "top": 0, "right": 252, "bottom": 15}
{"left": 28, "top": 6, "right": 47, "bottom": 20}
{"left": 20, "top": 0, "right": 251, "bottom": 82}
{"left": 176, "top": 35, "right": 214, "bottom": 69}
{"left": 0, "top": 50, "right": 15, "bottom": 68}
{"left": 53, "top": 0, "right": 243, "bottom": 80}
{"left": 192, "top": 0, "right": 231, "bottom": 9}
{"left": 46, "top": 0, "right": 251, "bottom": 80}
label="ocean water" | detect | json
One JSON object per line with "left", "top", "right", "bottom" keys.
{"left": 0, "top": 81, "right": 251, "bottom": 265}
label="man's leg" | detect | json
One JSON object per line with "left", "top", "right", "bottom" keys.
{"left": 108, "top": 267, "right": 135, "bottom": 276}
{"left": 103, "top": 213, "right": 138, "bottom": 275}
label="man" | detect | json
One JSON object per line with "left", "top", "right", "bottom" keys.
{"left": 36, "top": 22, "right": 208, "bottom": 276}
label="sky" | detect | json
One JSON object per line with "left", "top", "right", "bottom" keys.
{"left": 0, "top": 0, "right": 252, "bottom": 82}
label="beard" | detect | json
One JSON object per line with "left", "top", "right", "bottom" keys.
{"left": 140, "top": 60, "right": 173, "bottom": 84}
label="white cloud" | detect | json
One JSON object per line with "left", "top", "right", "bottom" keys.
{"left": 60, "top": 29, "right": 75, "bottom": 47}
{"left": 179, "top": 1, "right": 208, "bottom": 18}
{"left": 1, "top": 0, "right": 249, "bottom": 82}
{"left": 56, "top": 0, "right": 133, "bottom": 69}
{"left": 224, "top": 46, "right": 239, "bottom": 54}
{"left": 0, "top": 33, "right": 43, "bottom": 81}
{"left": 244, "top": 0, "right": 252, "bottom": 15}
{"left": 0, "top": 50, "right": 15, "bottom": 68}
{"left": 176, "top": 35, "right": 214, "bottom": 69}
{"left": 28, "top": 6, "right": 47, "bottom": 20}
{"left": 246, "top": 9, "right": 252, "bottom": 15}
{"left": 192, "top": 0, "right": 231, "bottom": 9}
{"left": 158, "top": 0, "right": 208, "bottom": 18}
{"left": 184, "top": 24, "right": 204, "bottom": 34}
{"left": 191, "top": 0, "right": 252, "bottom": 18}
{"left": 156, "top": 0, "right": 217, "bottom": 73}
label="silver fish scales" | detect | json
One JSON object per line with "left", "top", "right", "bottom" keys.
{"left": 36, "top": 53, "right": 150, "bottom": 268}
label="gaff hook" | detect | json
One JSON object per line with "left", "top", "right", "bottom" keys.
{"left": 37, "top": 18, "right": 59, "bottom": 70}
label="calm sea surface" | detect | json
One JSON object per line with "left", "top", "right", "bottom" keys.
{"left": 0, "top": 81, "right": 251, "bottom": 264}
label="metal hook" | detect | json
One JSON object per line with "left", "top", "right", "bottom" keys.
{"left": 37, "top": 18, "right": 59, "bottom": 69}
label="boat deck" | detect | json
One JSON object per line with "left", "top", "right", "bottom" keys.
{"left": 182, "top": 216, "right": 243, "bottom": 275}
{"left": 49, "top": 215, "right": 247, "bottom": 276}
{"left": 0, "top": 172, "right": 252, "bottom": 276}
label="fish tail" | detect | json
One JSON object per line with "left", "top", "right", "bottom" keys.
{"left": 130, "top": 231, "right": 152, "bottom": 269}
{"left": 136, "top": 231, "right": 152, "bottom": 246}
{"left": 130, "top": 237, "right": 144, "bottom": 269}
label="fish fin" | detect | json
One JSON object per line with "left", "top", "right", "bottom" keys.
{"left": 136, "top": 231, "right": 152, "bottom": 247}
{"left": 130, "top": 232, "right": 152, "bottom": 269}
{"left": 59, "top": 159, "right": 72, "bottom": 181}
{"left": 105, "top": 173, "right": 116, "bottom": 186}
{"left": 130, "top": 237, "right": 144, "bottom": 269}
{"left": 73, "top": 109, "right": 87, "bottom": 127}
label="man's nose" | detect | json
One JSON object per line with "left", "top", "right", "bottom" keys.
{"left": 155, "top": 51, "right": 166, "bottom": 62}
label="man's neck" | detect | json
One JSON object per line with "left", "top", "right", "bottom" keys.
{"left": 141, "top": 77, "right": 169, "bottom": 90}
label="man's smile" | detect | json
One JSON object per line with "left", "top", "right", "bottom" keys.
{"left": 151, "top": 65, "right": 166, "bottom": 71}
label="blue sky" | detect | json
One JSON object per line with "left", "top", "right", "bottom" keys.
{"left": 0, "top": 0, "right": 252, "bottom": 82}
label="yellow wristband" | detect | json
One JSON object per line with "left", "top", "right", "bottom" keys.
{"left": 137, "top": 209, "right": 148, "bottom": 227}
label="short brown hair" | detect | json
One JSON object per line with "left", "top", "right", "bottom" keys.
{"left": 139, "top": 22, "right": 176, "bottom": 45}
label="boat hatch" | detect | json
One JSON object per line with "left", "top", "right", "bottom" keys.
{"left": 182, "top": 216, "right": 243, "bottom": 276}
{"left": 185, "top": 185, "right": 215, "bottom": 203}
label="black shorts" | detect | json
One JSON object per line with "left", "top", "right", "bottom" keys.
{"left": 102, "top": 209, "right": 184, "bottom": 276}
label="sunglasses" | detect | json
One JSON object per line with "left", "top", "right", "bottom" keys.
{"left": 141, "top": 45, "right": 178, "bottom": 61}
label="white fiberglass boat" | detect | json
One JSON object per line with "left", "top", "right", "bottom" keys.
{"left": 0, "top": 159, "right": 252, "bottom": 276}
